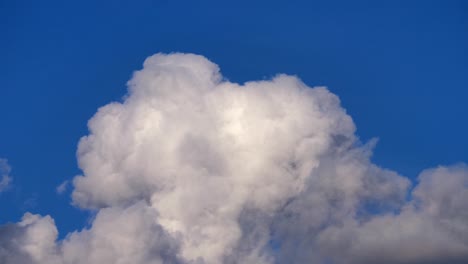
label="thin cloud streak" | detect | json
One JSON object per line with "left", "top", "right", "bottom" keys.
{"left": 0, "top": 159, "right": 12, "bottom": 193}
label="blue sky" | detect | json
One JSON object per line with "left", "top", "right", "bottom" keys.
{"left": 1, "top": 0, "right": 467, "bottom": 244}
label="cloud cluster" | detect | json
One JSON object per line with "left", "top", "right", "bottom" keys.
{"left": 1, "top": 53, "right": 467, "bottom": 264}
{"left": 0, "top": 159, "right": 12, "bottom": 193}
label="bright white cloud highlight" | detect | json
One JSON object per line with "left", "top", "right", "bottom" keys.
{"left": 1, "top": 53, "right": 467, "bottom": 264}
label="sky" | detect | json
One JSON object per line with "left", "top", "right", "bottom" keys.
{"left": 1, "top": 1, "right": 468, "bottom": 263}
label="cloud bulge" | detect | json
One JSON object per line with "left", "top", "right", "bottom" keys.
{"left": 1, "top": 53, "right": 467, "bottom": 264}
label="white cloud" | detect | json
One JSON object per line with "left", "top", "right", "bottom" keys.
{"left": 0, "top": 53, "right": 467, "bottom": 264}
{"left": 61, "top": 202, "right": 183, "bottom": 264}
{"left": 0, "top": 213, "right": 60, "bottom": 264}
{"left": 0, "top": 159, "right": 12, "bottom": 193}
{"left": 316, "top": 165, "right": 468, "bottom": 264}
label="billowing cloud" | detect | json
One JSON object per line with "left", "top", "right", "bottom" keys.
{"left": 1, "top": 53, "right": 467, "bottom": 264}
{"left": 0, "top": 159, "right": 12, "bottom": 193}
{"left": 317, "top": 165, "right": 468, "bottom": 264}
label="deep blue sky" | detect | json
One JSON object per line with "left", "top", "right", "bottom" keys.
{"left": 1, "top": 0, "right": 467, "bottom": 236}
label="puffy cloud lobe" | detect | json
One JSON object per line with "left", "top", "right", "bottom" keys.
{"left": 0, "top": 213, "right": 60, "bottom": 264}
{"left": 0, "top": 205, "right": 183, "bottom": 264}
{"left": 61, "top": 202, "right": 183, "bottom": 264}
{"left": 1, "top": 53, "right": 467, "bottom": 264}
{"left": 317, "top": 165, "right": 468, "bottom": 264}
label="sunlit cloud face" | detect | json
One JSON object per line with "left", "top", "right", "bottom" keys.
{"left": 1, "top": 53, "right": 467, "bottom": 264}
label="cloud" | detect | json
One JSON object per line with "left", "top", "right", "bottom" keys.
{"left": 0, "top": 213, "right": 59, "bottom": 264}
{"left": 1, "top": 53, "right": 467, "bottom": 264}
{"left": 317, "top": 165, "right": 468, "bottom": 264}
{"left": 56, "top": 181, "right": 69, "bottom": 194}
{"left": 0, "top": 159, "right": 12, "bottom": 193}
{"left": 61, "top": 202, "right": 184, "bottom": 264}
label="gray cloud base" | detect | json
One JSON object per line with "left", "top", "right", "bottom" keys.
{"left": 1, "top": 53, "right": 467, "bottom": 264}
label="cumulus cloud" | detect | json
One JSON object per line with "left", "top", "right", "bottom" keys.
{"left": 0, "top": 159, "right": 12, "bottom": 193}
{"left": 317, "top": 165, "right": 468, "bottom": 264}
{"left": 0, "top": 213, "right": 61, "bottom": 264}
{"left": 0, "top": 53, "right": 467, "bottom": 264}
